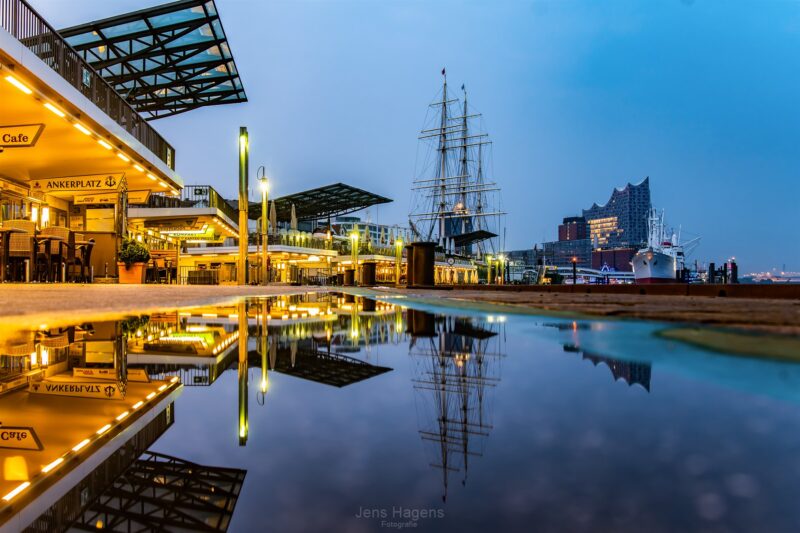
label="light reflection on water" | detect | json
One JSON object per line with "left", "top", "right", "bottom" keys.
{"left": 1, "top": 292, "right": 800, "bottom": 532}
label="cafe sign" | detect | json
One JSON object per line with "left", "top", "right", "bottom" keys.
{"left": 28, "top": 381, "right": 125, "bottom": 400}
{"left": 31, "top": 173, "right": 123, "bottom": 193}
{"left": 0, "top": 426, "right": 42, "bottom": 451}
{"left": 0, "top": 124, "right": 44, "bottom": 148}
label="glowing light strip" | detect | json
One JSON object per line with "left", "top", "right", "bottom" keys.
{"left": 98, "top": 140, "right": 112, "bottom": 150}
{"left": 4, "top": 75, "right": 31, "bottom": 94}
{"left": 41, "top": 458, "right": 63, "bottom": 474}
{"left": 72, "top": 439, "right": 90, "bottom": 452}
{"left": 43, "top": 102, "right": 65, "bottom": 117}
{"left": 2, "top": 482, "right": 30, "bottom": 501}
{"left": 96, "top": 424, "right": 112, "bottom": 435}
{"left": 74, "top": 123, "right": 91, "bottom": 135}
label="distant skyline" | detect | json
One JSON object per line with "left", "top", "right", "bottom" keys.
{"left": 32, "top": 0, "right": 800, "bottom": 272}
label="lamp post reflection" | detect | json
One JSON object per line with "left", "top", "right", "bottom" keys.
{"left": 238, "top": 301, "right": 249, "bottom": 446}
{"left": 257, "top": 300, "right": 269, "bottom": 406}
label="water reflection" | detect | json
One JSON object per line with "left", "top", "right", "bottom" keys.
{"left": 407, "top": 309, "right": 505, "bottom": 502}
{"left": 563, "top": 343, "right": 652, "bottom": 392}
{"left": 3, "top": 294, "right": 800, "bottom": 531}
{"left": 0, "top": 292, "right": 406, "bottom": 530}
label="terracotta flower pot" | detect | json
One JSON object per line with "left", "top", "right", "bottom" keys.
{"left": 117, "top": 262, "right": 146, "bottom": 284}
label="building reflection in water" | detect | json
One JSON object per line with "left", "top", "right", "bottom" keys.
{"left": 407, "top": 309, "right": 505, "bottom": 502}
{"left": 543, "top": 321, "right": 653, "bottom": 392}
{"left": 0, "top": 293, "right": 399, "bottom": 530}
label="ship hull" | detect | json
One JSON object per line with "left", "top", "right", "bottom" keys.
{"left": 632, "top": 249, "right": 676, "bottom": 284}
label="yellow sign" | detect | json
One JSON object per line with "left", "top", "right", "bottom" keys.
{"left": 72, "top": 367, "right": 150, "bottom": 383}
{"left": 0, "top": 178, "right": 29, "bottom": 197}
{"left": 0, "top": 426, "right": 42, "bottom": 451}
{"left": 31, "top": 173, "right": 123, "bottom": 193}
{"left": 74, "top": 192, "right": 117, "bottom": 205}
{"left": 28, "top": 381, "right": 125, "bottom": 400}
{"left": 128, "top": 190, "right": 150, "bottom": 203}
{"left": 0, "top": 124, "right": 44, "bottom": 148}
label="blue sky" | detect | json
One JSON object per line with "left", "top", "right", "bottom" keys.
{"left": 33, "top": 0, "right": 800, "bottom": 272}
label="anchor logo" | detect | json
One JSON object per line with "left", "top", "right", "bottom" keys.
{"left": 105, "top": 176, "right": 117, "bottom": 188}
{"left": 103, "top": 385, "right": 115, "bottom": 398}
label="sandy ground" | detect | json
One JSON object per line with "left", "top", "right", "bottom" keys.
{"left": 367, "top": 287, "right": 800, "bottom": 336}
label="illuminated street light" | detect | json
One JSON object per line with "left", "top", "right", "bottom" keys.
{"left": 395, "top": 238, "right": 404, "bottom": 285}
{"left": 257, "top": 165, "right": 269, "bottom": 286}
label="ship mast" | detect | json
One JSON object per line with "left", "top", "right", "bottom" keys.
{"left": 410, "top": 71, "right": 506, "bottom": 252}
{"left": 437, "top": 71, "right": 449, "bottom": 244}
{"left": 459, "top": 85, "right": 469, "bottom": 253}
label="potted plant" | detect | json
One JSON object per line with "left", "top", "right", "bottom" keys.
{"left": 117, "top": 239, "right": 150, "bottom": 284}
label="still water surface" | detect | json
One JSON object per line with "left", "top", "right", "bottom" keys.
{"left": 3, "top": 292, "right": 800, "bottom": 532}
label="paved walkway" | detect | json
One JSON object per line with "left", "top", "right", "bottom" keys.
{"left": 0, "top": 284, "right": 321, "bottom": 330}
{"left": 365, "top": 287, "right": 800, "bottom": 336}
{"left": 0, "top": 284, "right": 797, "bottom": 336}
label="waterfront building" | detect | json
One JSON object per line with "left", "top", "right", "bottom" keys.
{"left": 558, "top": 216, "right": 588, "bottom": 241}
{"left": 543, "top": 239, "right": 592, "bottom": 268}
{"left": 591, "top": 247, "right": 636, "bottom": 272}
{"left": 0, "top": 0, "right": 245, "bottom": 281}
{"left": 582, "top": 177, "right": 651, "bottom": 249}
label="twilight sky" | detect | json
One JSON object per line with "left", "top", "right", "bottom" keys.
{"left": 32, "top": 0, "right": 800, "bottom": 272}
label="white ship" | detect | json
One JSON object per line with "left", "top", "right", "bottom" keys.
{"left": 632, "top": 209, "right": 698, "bottom": 284}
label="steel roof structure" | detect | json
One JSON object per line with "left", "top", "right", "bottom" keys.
{"left": 249, "top": 183, "right": 392, "bottom": 222}
{"left": 59, "top": 0, "right": 247, "bottom": 119}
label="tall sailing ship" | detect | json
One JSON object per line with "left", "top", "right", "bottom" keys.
{"left": 409, "top": 70, "right": 505, "bottom": 258}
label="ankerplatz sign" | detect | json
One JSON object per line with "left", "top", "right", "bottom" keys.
{"left": 0, "top": 124, "right": 44, "bottom": 148}
{"left": 31, "top": 173, "right": 123, "bottom": 193}
{"left": 28, "top": 381, "right": 125, "bottom": 400}
{"left": 0, "top": 426, "right": 42, "bottom": 451}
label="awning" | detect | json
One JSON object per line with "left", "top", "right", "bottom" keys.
{"left": 248, "top": 183, "right": 392, "bottom": 222}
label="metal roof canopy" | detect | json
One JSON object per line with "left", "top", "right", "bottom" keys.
{"left": 250, "top": 182, "right": 392, "bottom": 222}
{"left": 59, "top": 0, "right": 247, "bottom": 120}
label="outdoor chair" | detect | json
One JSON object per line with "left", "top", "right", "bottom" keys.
{"left": 153, "top": 258, "right": 168, "bottom": 283}
{"left": 66, "top": 233, "right": 95, "bottom": 283}
{"left": 6, "top": 219, "right": 36, "bottom": 282}
{"left": 37, "top": 226, "right": 70, "bottom": 282}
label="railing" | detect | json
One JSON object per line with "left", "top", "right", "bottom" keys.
{"left": 140, "top": 185, "right": 237, "bottom": 221}
{"left": 0, "top": 0, "right": 175, "bottom": 169}
{"left": 250, "top": 232, "right": 333, "bottom": 251}
{"left": 179, "top": 185, "right": 237, "bottom": 222}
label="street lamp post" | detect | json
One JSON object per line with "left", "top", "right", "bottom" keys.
{"left": 350, "top": 227, "right": 359, "bottom": 285}
{"left": 571, "top": 256, "right": 578, "bottom": 285}
{"left": 237, "top": 127, "right": 249, "bottom": 286}
{"left": 498, "top": 254, "right": 506, "bottom": 285}
{"left": 395, "top": 238, "right": 403, "bottom": 285}
{"left": 257, "top": 166, "right": 269, "bottom": 286}
{"left": 486, "top": 255, "right": 493, "bottom": 284}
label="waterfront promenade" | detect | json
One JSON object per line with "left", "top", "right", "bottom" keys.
{"left": 0, "top": 284, "right": 796, "bottom": 336}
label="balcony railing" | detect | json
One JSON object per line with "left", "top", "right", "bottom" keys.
{"left": 0, "top": 0, "right": 175, "bottom": 169}
{"left": 140, "top": 185, "right": 237, "bottom": 222}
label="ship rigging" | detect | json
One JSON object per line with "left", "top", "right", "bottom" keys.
{"left": 409, "top": 70, "right": 506, "bottom": 258}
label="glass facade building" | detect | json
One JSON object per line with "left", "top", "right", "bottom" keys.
{"left": 582, "top": 177, "right": 651, "bottom": 249}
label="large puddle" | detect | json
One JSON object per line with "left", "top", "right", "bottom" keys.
{"left": 1, "top": 291, "right": 799, "bottom": 532}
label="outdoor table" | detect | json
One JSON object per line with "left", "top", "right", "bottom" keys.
{"left": 0, "top": 228, "right": 25, "bottom": 282}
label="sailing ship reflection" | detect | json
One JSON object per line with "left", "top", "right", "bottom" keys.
{"left": 407, "top": 309, "right": 504, "bottom": 502}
